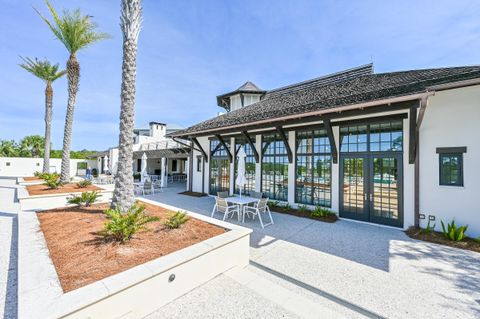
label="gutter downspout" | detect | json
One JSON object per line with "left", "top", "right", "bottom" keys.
{"left": 414, "top": 95, "right": 430, "bottom": 227}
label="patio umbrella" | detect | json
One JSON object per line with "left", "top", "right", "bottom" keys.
{"left": 104, "top": 155, "right": 109, "bottom": 174}
{"left": 235, "top": 146, "right": 247, "bottom": 197}
{"left": 141, "top": 152, "right": 148, "bottom": 182}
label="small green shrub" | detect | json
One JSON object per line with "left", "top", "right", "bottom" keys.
{"left": 297, "top": 204, "right": 310, "bottom": 213}
{"left": 268, "top": 200, "right": 279, "bottom": 208}
{"left": 474, "top": 237, "right": 480, "bottom": 243}
{"left": 164, "top": 211, "right": 189, "bottom": 229}
{"left": 311, "top": 206, "right": 333, "bottom": 218}
{"left": 283, "top": 203, "right": 292, "bottom": 210}
{"left": 133, "top": 172, "right": 141, "bottom": 180}
{"left": 101, "top": 204, "right": 160, "bottom": 243}
{"left": 68, "top": 191, "right": 100, "bottom": 207}
{"left": 421, "top": 220, "right": 436, "bottom": 234}
{"left": 76, "top": 180, "right": 92, "bottom": 188}
{"left": 92, "top": 168, "right": 98, "bottom": 178}
{"left": 43, "top": 175, "right": 63, "bottom": 189}
{"left": 441, "top": 219, "right": 468, "bottom": 241}
{"left": 33, "top": 171, "right": 42, "bottom": 177}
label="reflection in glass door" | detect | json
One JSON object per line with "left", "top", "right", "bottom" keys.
{"left": 370, "top": 156, "right": 402, "bottom": 227}
{"left": 209, "top": 158, "right": 230, "bottom": 195}
{"left": 340, "top": 154, "right": 402, "bottom": 227}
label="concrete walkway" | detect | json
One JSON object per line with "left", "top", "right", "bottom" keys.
{"left": 144, "top": 185, "right": 480, "bottom": 319}
{"left": 0, "top": 178, "right": 19, "bottom": 319}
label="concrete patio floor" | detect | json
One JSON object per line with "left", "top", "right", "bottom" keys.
{"left": 1, "top": 180, "right": 479, "bottom": 318}
{"left": 143, "top": 184, "right": 480, "bottom": 319}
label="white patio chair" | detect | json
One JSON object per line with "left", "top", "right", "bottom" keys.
{"left": 143, "top": 181, "right": 154, "bottom": 195}
{"left": 243, "top": 198, "right": 274, "bottom": 229}
{"left": 153, "top": 180, "right": 163, "bottom": 193}
{"left": 211, "top": 197, "right": 240, "bottom": 221}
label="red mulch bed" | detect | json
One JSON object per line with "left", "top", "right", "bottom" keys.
{"left": 405, "top": 227, "right": 480, "bottom": 253}
{"left": 269, "top": 205, "right": 338, "bottom": 223}
{"left": 36, "top": 201, "right": 226, "bottom": 292}
{"left": 26, "top": 183, "right": 101, "bottom": 196}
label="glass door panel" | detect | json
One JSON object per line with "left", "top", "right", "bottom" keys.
{"left": 369, "top": 155, "right": 402, "bottom": 227}
{"left": 340, "top": 156, "right": 368, "bottom": 221}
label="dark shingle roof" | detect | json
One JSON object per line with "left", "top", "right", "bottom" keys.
{"left": 173, "top": 65, "right": 480, "bottom": 137}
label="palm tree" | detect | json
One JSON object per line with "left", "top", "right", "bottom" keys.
{"left": 19, "top": 57, "right": 65, "bottom": 172}
{"left": 36, "top": 0, "right": 109, "bottom": 182}
{"left": 0, "top": 140, "right": 19, "bottom": 157}
{"left": 112, "top": 0, "right": 142, "bottom": 212}
{"left": 20, "top": 135, "right": 45, "bottom": 158}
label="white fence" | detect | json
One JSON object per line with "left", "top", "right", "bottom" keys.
{"left": 0, "top": 157, "right": 87, "bottom": 177}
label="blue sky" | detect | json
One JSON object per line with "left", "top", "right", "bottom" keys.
{"left": 1, "top": 0, "right": 479, "bottom": 150}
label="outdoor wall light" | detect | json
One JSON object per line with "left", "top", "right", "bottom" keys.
{"left": 419, "top": 214, "right": 426, "bottom": 219}
{"left": 428, "top": 215, "right": 436, "bottom": 221}
{"left": 168, "top": 274, "right": 175, "bottom": 282}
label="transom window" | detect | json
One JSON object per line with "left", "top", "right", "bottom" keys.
{"left": 261, "top": 133, "right": 288, "bottom": 201}
{"left": 340, "top": 120, "right": 403, "bottom": 153}
{"left": 296, "top": 129, "right": 332, "bottom": 207}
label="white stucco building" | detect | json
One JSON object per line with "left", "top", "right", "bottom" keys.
{"left": 169, "top": 64, "right": 480, "bottom": 237}
{"left": 89, "top": 122, "right": 189, "bottom": 185}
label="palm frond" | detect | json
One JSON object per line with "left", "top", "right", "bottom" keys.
{"left": 19, "top": 56, "right": 65, "bottom": 83}
{"left": 36, "top": 0, "right": 110, "bottom": 54}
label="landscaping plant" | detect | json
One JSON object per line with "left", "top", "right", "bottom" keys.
{"left": 268, "top": 200, "right": 279, "bottom": 208}
{"left": 164, "top": 211, "right": 189, "bottom": 229}
{"left": 76, "top": 180, "right": 92, "bottom": 188}
{"left": 43, "top": 174, "right": 63, "bottom": 189}
{"left": 283, "top": 203, "right": 292, "bottom": 210}
{"left": 101, "top": 204, "right": 159, "bottom": 243}
{"left": 421, "top": 220, "right": 436, "bottom": 234}
{"left": 440, "top": 219, "right": 468, "bottom": 241}
{"left": 67, "top": 191, "right": 100, "bottom": 207}
{"left": 311, "top": 206, "right": 334, "bottom": 218}
{"left": 297, "top": 204, "right": 310, "bottom": 214}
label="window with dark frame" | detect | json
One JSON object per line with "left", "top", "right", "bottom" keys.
{"left": 171, "top": 159, "right": 178, "bottom": 172}
{"left": 295, "top": 129, "right": 332, "bottom": 207}
{"left": 196, "top": 155, "right": 202, "bottom": 172}
{"left": 437, "top": 147, "right": 466, "bottom": 187}
{"left": 261, "top": 133, "right": 288, "bottom": 201}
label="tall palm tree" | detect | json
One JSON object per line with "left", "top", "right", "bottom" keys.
{"left": 36, "top": 0, "right": 109, "bottom": 182}
{"left": 19, "top": 57, "right": 65, "bottom": 172}
{"left": 20, "top": 135, "right": 45, "bottom": 158}
{"left": 112, "top": 0, "right": 142, "bottom": 212}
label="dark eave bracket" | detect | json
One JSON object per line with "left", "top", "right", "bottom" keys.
{"left": 323, "top": 119, "right": 338, "bottom": 164}
{"left": 190, "top": 137, "right": 208, "bottom": 163}
{"left": 275, "top": 126, "right": 293, "bottom": 163}
{"left": 241, "top": 131, "right": 260, "bottom": 163}
{"left": 409, "top": 102, "right": 419, "bottom": 164}
{"left": 215, "top": 134, "right": 233, "bottom": 162}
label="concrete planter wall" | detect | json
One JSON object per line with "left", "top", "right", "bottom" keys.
{"left": 17, "top": 186, "right": 113, "bottom": 211}
{"left": 18, "top": 198, "right": 252, "bottom": 319}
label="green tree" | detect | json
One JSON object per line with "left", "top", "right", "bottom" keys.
{"left": 112, "top": 0, "right": 142, "bottom": 212}
{"left": 36, "top": 0, "right": 109, "bottom": 182}
{"left": 0, "top": 140, "right": 19, "bottom": 157}
{"left": 19, "top": 57, "right": 65, "bottom": 172}
{"left": 20, "top": 135, "right": 45, "bottom": 158}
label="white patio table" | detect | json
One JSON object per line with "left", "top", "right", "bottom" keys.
{"left": 224, "top": 196, "right": 258, "bottom": 222}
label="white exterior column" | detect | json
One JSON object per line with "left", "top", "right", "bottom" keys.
{"left": 160, "top": 157, "right": 166, "bottom": 187}
{"left": 229, "top": 137, "right": 235, "bottom": 195}
{"left": 255, "top": 134, "right": 262, "bottom": 192}
{"left": 331, "top": 126, "right": 340, "bottom": 213}
{"left": 288, "top": 131, "right": 295, "bottom": 204}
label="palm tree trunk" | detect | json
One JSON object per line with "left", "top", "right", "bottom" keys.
{"left": 112, "top": 0, "right": 142, "bottom": 212}
{"left": 60, "top": 54, "right": 80, "bottom": 183}
{"left": 43, "top": 82, "right": 53, "bottom": 173}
